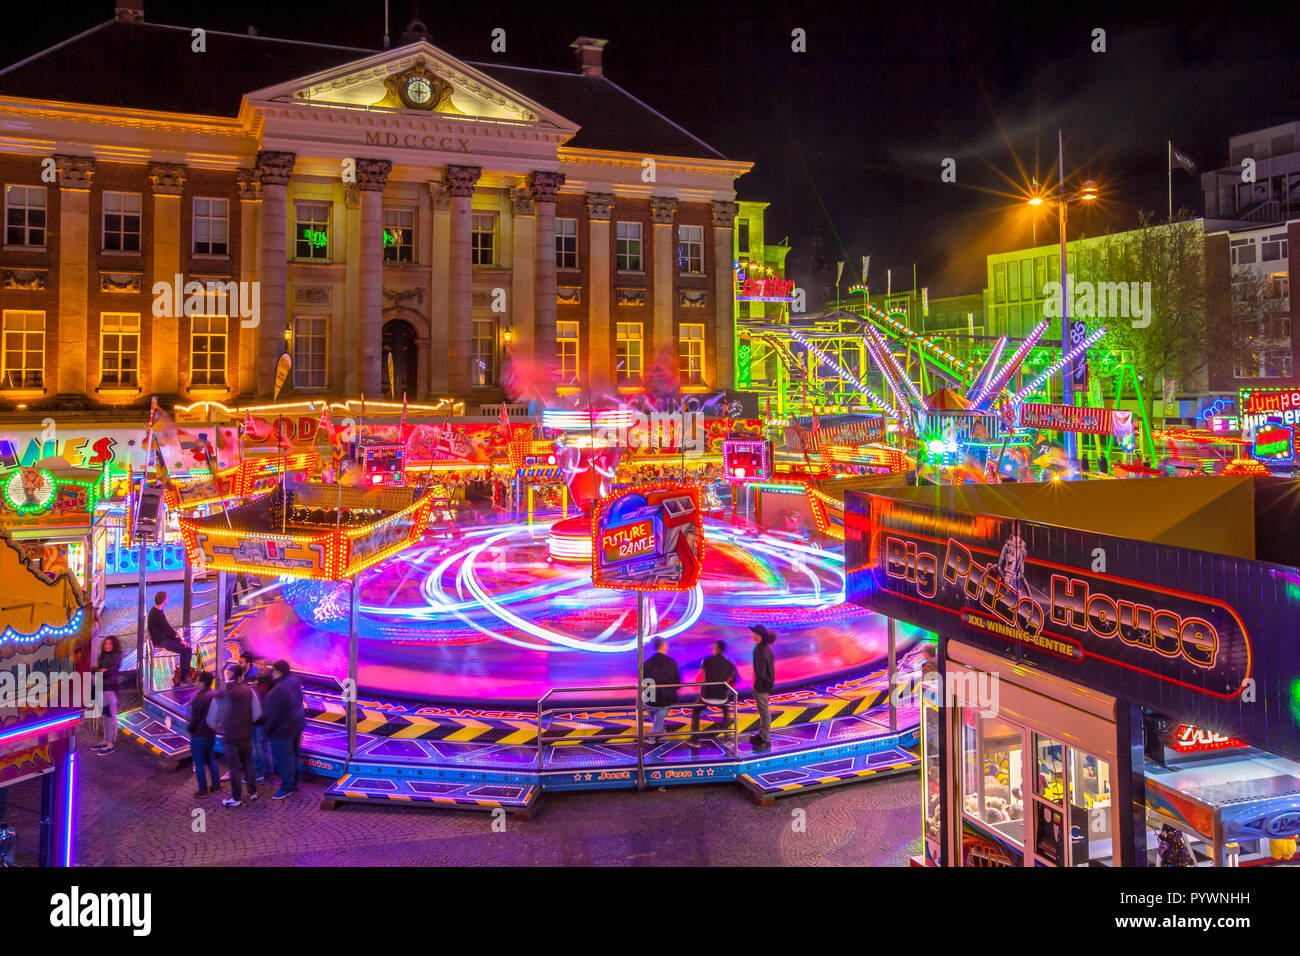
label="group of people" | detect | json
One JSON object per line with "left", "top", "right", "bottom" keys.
{"left": 187, "top": 652, "right": 306, "bottom": 805}
{"left": 641, "top": 624, "right": 778, "bottom": 750}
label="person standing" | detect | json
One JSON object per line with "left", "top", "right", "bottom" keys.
{"left": 642, "top": 637, "right": 680, "bottom": 744}
{"left": 249, "top": 669, "right": 273, "bottom": 782}
{"left": 187, "top": 672, "right": 223, "bottom": 797}
{"left": 214, "top": 662, "right": 261, "bottom": 807}
{"left": 91, "top": 635, "right": 122, "bottom": 754}
{"left": 147, "top": 591, "right": 192, "bottom": 682}
{"left": 688, "top": 640, "right": 738, "bottom": 748}
{"left": 262, "top": 660, "right": 306, "bottom": 799}
{"left": 749, "top": 625, "right": 778, "bottom": 750}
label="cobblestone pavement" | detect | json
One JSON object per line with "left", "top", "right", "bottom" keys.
{"left": 74, "top": 733, "right": 922, "bottom": 866}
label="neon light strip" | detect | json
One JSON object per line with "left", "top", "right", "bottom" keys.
{"left": 864, "top": 324, "right": 927, "bottom": 410}
{"left": 862, "top": 304, "right": 970, "bottom": 372}
{"left": 62, "top": 748, "right": 76, "bottom": 866}
{"left": 787, "top": 329, "right": 890, "bottom": 410}
{"left": 0, "top": 608, "right": 85, "bottom": 648}
{"left": 1010, "top": 327, "right": 1108, "bottom": 405}
{"left": 0, "top": 713, "right": 80, "bottom": 746}
{"left": 973, "top": 320, "right": 1049, "bottom": 407}
{"left": 965, "top": 336, "right": 1007, "bottom": 403}
{"left": 858, "top": 327, "right": 911, "bottom": 421}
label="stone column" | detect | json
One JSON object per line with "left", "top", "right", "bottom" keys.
{"left": 342, "top": 184, "right": 362, "bottom": 396}
{"left": 529, "top": 170, "right": 565, "bottom": 372}
{"left": 427, "top": 180, "right": 452, "bottom": 395}
{"left": 650, "top": 196, "right": 677, "bottom": 367}
{"left": 255, "top": 150, "right": 295, "bottom": 395}
{"left": 235, "top": 169, "right": 261, "bottom": 398}
{"left": 510, "top": 187, "right": 537, "bottom": 360}
{"left": 356, "top": 159, "right": 392, "bottom": 395}
{"left": 586, "top": 192, "right": 614, "bottom": 385}
{"left": 711, "top": 200, "right": 738, "bottom": 391}
{"left": 148, "top": 162, "right": 186, "bottom": 396}
{"left": 54, "top": 156, "right": 94, "bottom": 399}
{"left": 446, "top": 164, "right": 481, "bottom": 396}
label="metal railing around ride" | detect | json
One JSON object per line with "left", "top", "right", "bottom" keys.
{"left": 536, "top": 681, "right": 741, "bottom": 790}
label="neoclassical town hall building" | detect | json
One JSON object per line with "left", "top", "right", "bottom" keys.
{"left": 0, "top": 3, "right": 753, "bottom": 409}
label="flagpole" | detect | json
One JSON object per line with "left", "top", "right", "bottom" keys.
{"left": 1168, "top": 141, "right": 1173, "bottom": 222}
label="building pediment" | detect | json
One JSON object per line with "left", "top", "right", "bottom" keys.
{"left": 243, "top": 41, "right": 577, "bottom": 132}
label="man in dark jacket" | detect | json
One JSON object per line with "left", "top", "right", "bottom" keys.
{"left": 218, "top": 662, "right": 262, "bottom": 807}
{"left": 262, "top": 660, "right": 306, "bottom": 799}
{"left": 146, "top": 591, "right": 191, "bottom": 681}
{"left": 187, "top": 672, "right": 223, "bottom": 797}
{"left": 642, "top": 638, "right": 680, "bottom": 744}
{"left": 688, "top": 641, "right": 739, "bottom": 747}
{"left": 749, "top": 625, "right": 778, "bottom": 749}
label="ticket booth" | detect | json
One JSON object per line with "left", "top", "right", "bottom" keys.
{"left": 850, "top": 476, "right": 1300, "bottom": 868}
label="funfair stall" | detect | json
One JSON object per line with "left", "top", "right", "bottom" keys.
{"left": 847, "top": 476, "right": 1300, "bottom": 867}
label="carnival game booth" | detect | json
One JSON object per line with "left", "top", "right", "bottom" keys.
{"left": 0, "top": 462, "right": 108, "bottom": 610}
{"left": 845, "top": 476, "right": 1300, "bottom": 867}
{"left": 0, "top": 533, "right": 90, "bottom": 866}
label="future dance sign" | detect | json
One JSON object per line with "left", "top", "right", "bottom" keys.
{"left": 592, "top": 483, "right": 702, "bottom": 592}
{"left": 845, "top": 493, "right": 1300, "bottom": 759}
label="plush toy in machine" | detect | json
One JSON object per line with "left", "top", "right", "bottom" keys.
{"left": 1270, "top": 837, "right": 1297, "bottom": 861}
{"left": 1158, "top": 824, "right": 1196, "bottom": 867}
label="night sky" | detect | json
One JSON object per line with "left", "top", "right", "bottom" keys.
{"left": 7, "top": 0, "right": 1300, "bottom": 297}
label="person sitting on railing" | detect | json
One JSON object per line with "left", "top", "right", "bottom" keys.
{"left": 147, "top": 591, "right": 192, "bottom": 683}
{"left": 643, "top": 637, "right": 680, "bottom": 745}
{"left": 687, "top": 640, "right": 738, "bottom": 749}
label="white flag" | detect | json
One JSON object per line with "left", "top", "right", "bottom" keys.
{"left": 922, "top": 287, "right": 929, "bottom": 316}
{"left": 835, "top": 261, "right": 844, "bottom": 285}
{"left": 863, "top": 256, "right": 870, "bottom": 283}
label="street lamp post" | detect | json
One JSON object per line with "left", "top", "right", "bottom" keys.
{"left": 1029, "top": 130, "right": 1098, "bottom": 474}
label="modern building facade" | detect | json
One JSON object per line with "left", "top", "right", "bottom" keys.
{"left": 0, "top": 5, "right": 753, "bottom": 412}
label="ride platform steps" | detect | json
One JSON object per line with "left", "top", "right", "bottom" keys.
{"left": 320, "top": 771, "right": 539, "bottom": 817}
{"left": 118, "top": 706, "right": 194, "bottom": 769}
{"left": 738, "top": 746, "right": 920, "bottom": 805}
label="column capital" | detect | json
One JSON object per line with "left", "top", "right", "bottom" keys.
{"left": 427, "top": 179, "right": 450, "bottom": 211}
{"left": 255, "top": 150, "right": 296, "bottom": 186}
{"left": 446, "top": 165, "right": 482, "bottom": 198}
{"left": 650, "top": 196, "right": 678, "bottom": 224}
{"left": 511, "top": 187, "right": 535, "bottom": 216}
{"left": 528, "top": 170, "right": 565, "bottom": 204}
{"left": 235, "top": 167, "right": 261, "bottom": 201}
{"left": 148, "top": 162, "right": 188, "bottom": 196}
{"left": 53, "top": 155, "right": 95, "bottom": 189}
{"left": 586, "top": 192, "right": 615, "bottom": 221}
{"left": 356, "top": 158, "right": 393, "bottom": 192}
{"left": 711, "top": 200, "right": 739, "bottom": 229}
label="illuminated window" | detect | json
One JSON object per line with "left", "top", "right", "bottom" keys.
{"left": 993, "top": 265, "right": 1006, "bottom": 303}
{"left": 295, "top": 202, "right": 330, "bottom": 260}
{"left": 1008, "top": 260, "right": 1020, "bottom": 300}
{"left": 679, "top": 323, "right": 705, "bottom": 385}
{"left": 190, "top": 315, "right": 227, "bottom": 388}
{"left": 103, "top": 191, "right": 142, "bottom": 252}
{"left": 1230, "top": 238, "right": 1256, "bottom": 266}
{"left": 558, "top": 320, "right": 580, "bottom": 385}
{"left": 99, "top": 313, "right": 141, "bottom": 388}
{"left": 555, "top": 217, "right": 578, "bottom": 269}
{"left": 471, "top": 212, "right": 496, "bottom": 266}
{"left": 472, "top": 317, "right": 497, "bottom": 386}
{"left": 383, "top": 208, "right": 415, "bottom": 263}
{"left": 5, "top": 184, "right": 46, "bottom": 247}
{"left": 291, "top": 316, "right": 328, "bottom": 388}
{"left": 616, "top": 322, "right": 643, "bottom": 382}
{"left": 737, "top": 219, "right": 750, "bottom": 254}
{"left": 678, "top": 224, "right": 704, "bottom": 274}
{"left": 1, "top": 310, "right": 44, "bottom": 389}
{"left": 193, "top": 197, "right": 229, "bottom": 255}
{"left": 616, "top": 221, "right": 642, "bottom": 271}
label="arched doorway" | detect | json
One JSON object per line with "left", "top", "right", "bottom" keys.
{"left": 381, "top": 319, "right": 418, "bottom": 400}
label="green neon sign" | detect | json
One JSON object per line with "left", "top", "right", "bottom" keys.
{"left": 301, "top": 228, "right": 327, "bottom": 248}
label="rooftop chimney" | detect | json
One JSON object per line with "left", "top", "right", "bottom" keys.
{"left": 115, "top": 0, "right": 144, "bottom": 21}
{"left": 571, "top": 37, "right": 608, "bottom": 78}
